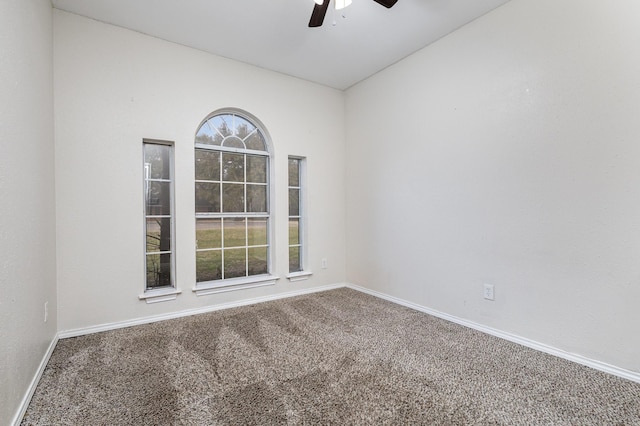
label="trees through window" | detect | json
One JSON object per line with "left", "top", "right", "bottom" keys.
{"left": 144, "top": 140, "right": 175, "bottom": 291}
{"left": 195, "top": 111, "right": 271, "bottom": 287}
{"left": 289, "top": 157, "right": 304, "bottom": 273}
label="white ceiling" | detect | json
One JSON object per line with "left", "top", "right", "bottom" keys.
{"left": 51, "top": 0, "right": 510, "bottom": 90}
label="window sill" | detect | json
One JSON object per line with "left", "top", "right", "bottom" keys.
{"left": 286, "top": 271, "right": 313, "bottom": 282}
{"left": 139, "top": 287, "right": 182, "bottom": 304}
{"left": 193, "top": 274, "right": 279, "bottom": 296}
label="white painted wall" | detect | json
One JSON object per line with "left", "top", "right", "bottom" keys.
{"left": 54, "top": 10, "right": 346, "bottom": 332}
{"left": 346, "top": 0, "right": 640, "bottom": 373}
{"left": 0, "top": 0, "right": 56, "bottom": 424}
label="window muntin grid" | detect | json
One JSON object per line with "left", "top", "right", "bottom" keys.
{"left": 144, "top": 140, "right": 175, "bottom": 291}
{"left": 195, "top": 112, "right": 271, "bottom": 284}
{"left": 288, "top": 157, "right": 304, "bottom": 273}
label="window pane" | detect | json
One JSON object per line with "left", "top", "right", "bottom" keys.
{"left": 288, "top": 158, "right": 300, "bottom": 187}
{"left": 244, "top": 131, "right": 266, "bottom": 151}
{"left": 146, "top": 253, "right": 172, "bottom": 289}
{"left": 248, "top": 218, "right": 268, "bottom": 246}
{"left": 247, "top": 184, "right": 267, "bottom": 213}
{"left": 195, "top": 150, "right": 220, "bottom": 181}
{"left": 196, "top": 250, "right": 222, "bottom": 282}
{"left": 196, "top": 218, "right": 221, "bottom": 250}
{"left": 146, "top": 181, "right": 171, "bottom": 215}
{"left": 246, "top": 155, "right": 267, "bottom": 183}
{"left": 248, "top": 247, "right": 268, "bottom": 276}
{"left": 289, "top": 246, "right": 301, "bottom": 273}
{"left": 146, "top": 217, "right": 171, "bottom": 253}
{"left": 234, "top": 115, "right": 257, "bottom": 138}
{"left": 289, "top": 219, "right": 299, "bottom": 246}
{"left": 222, "top": 153, "right": 244, "bottom": 182}
{"left": 146, "top": 218, "right": 161, "bottom": 253}
{"left": 195, "top": 182, "right": 220, "bottom": 213}
{"left": 223, "top": 218, "right": 246, "bottom": 248}
{"left": 209, "top": 115, "right": 232, "bottom": 138}
{"left": 222, "top": 183, "right": 245, "bottom": 212}
{"left": 222, "top": 135, "right": 245, "bottom": 149}
{"left": 224, "top": 248, "right": 246, "bottom": 279}
{"left": 289, "top": 188, "right": 300, "bottom": 216}
{"left": 144, "top": 144, "right": 171, "bottom": 180}
{"left": 195, "top": 122, "right": 220, "bottom": 146}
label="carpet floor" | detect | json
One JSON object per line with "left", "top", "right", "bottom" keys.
{"left": 22, "top": 288, "right": 640, "bottom": 425}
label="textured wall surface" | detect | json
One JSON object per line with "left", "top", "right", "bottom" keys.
{"left": 346, "top": 0, "right": 640, "bottom": 373}
{"left": 0, "top": 0, "right": 57, "bottom": 424}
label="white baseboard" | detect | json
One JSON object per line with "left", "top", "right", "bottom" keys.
{"left": 12, "top": 334, "right": 59, "bottom": 426}
{"left": 18, "top": 281, "right": 638, "bottom": 425}
{"left": 346, "top": 283, "right": 640, "bottom": 384}
{"left": 58, "top": 283, "right": 346, "bottom": 339}
{"left": 16, "top": 283, "right": 345, "bottom": 424}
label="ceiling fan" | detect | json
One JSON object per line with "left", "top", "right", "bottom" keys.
{"left": 309, "top": 0, "right": 399, "bottom": 27}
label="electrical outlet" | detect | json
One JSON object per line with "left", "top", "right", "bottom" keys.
{"left": 44, "top": 301, "right": 48, "bottom": 323}
{"left": 483, "top": 284, "right": 495, "bottom": 301}
{"left": 321, "top": 258, "right": 328, "bottom": 269}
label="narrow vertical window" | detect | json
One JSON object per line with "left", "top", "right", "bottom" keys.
{"left": 288, "top": 157, "right": 311, "bottom": 281}
{"left": 142, "top": 140, "right": 179, "bottom": 302}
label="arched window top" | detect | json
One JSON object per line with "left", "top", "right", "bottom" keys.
{"left": 194, "top": 108, "right": 273, "bottom": 288}
{"left": 195, "top": 111, "right": 269, "bottom": 154}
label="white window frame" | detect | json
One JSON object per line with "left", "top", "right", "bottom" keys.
{"left": 287, "top": 156, "right": 312, "bottom": 282}
{"left": 193, "top": 109, "right": 278, "bottom": 295}
{"left": 140, "top": 139, "right": 181, "bottom": 304}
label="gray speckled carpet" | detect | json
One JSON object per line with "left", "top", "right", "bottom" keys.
{"left": 22, "top": 288, "right": 640, "bottom": 425}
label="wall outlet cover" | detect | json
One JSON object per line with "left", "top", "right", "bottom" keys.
{"left": 483, "top": 284, "right": 495, "bottom": 301}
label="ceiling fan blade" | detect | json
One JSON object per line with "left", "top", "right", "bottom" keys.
{"left": 372, "top": 0, "right": 398, "bottom": 8}
{"left": 309, "top": 0, "right": 330, "bottom": 27}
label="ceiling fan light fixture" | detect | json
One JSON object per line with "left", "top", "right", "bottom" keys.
{"left": 335, "top": 0, "right": 352, "bottom": 10}
{"left": 310, "top": 0, "right": 394, "bottom": 27}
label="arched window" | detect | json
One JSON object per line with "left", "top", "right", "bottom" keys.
{"left": 194, "top": 110, "right": 274, "bottom": 294}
